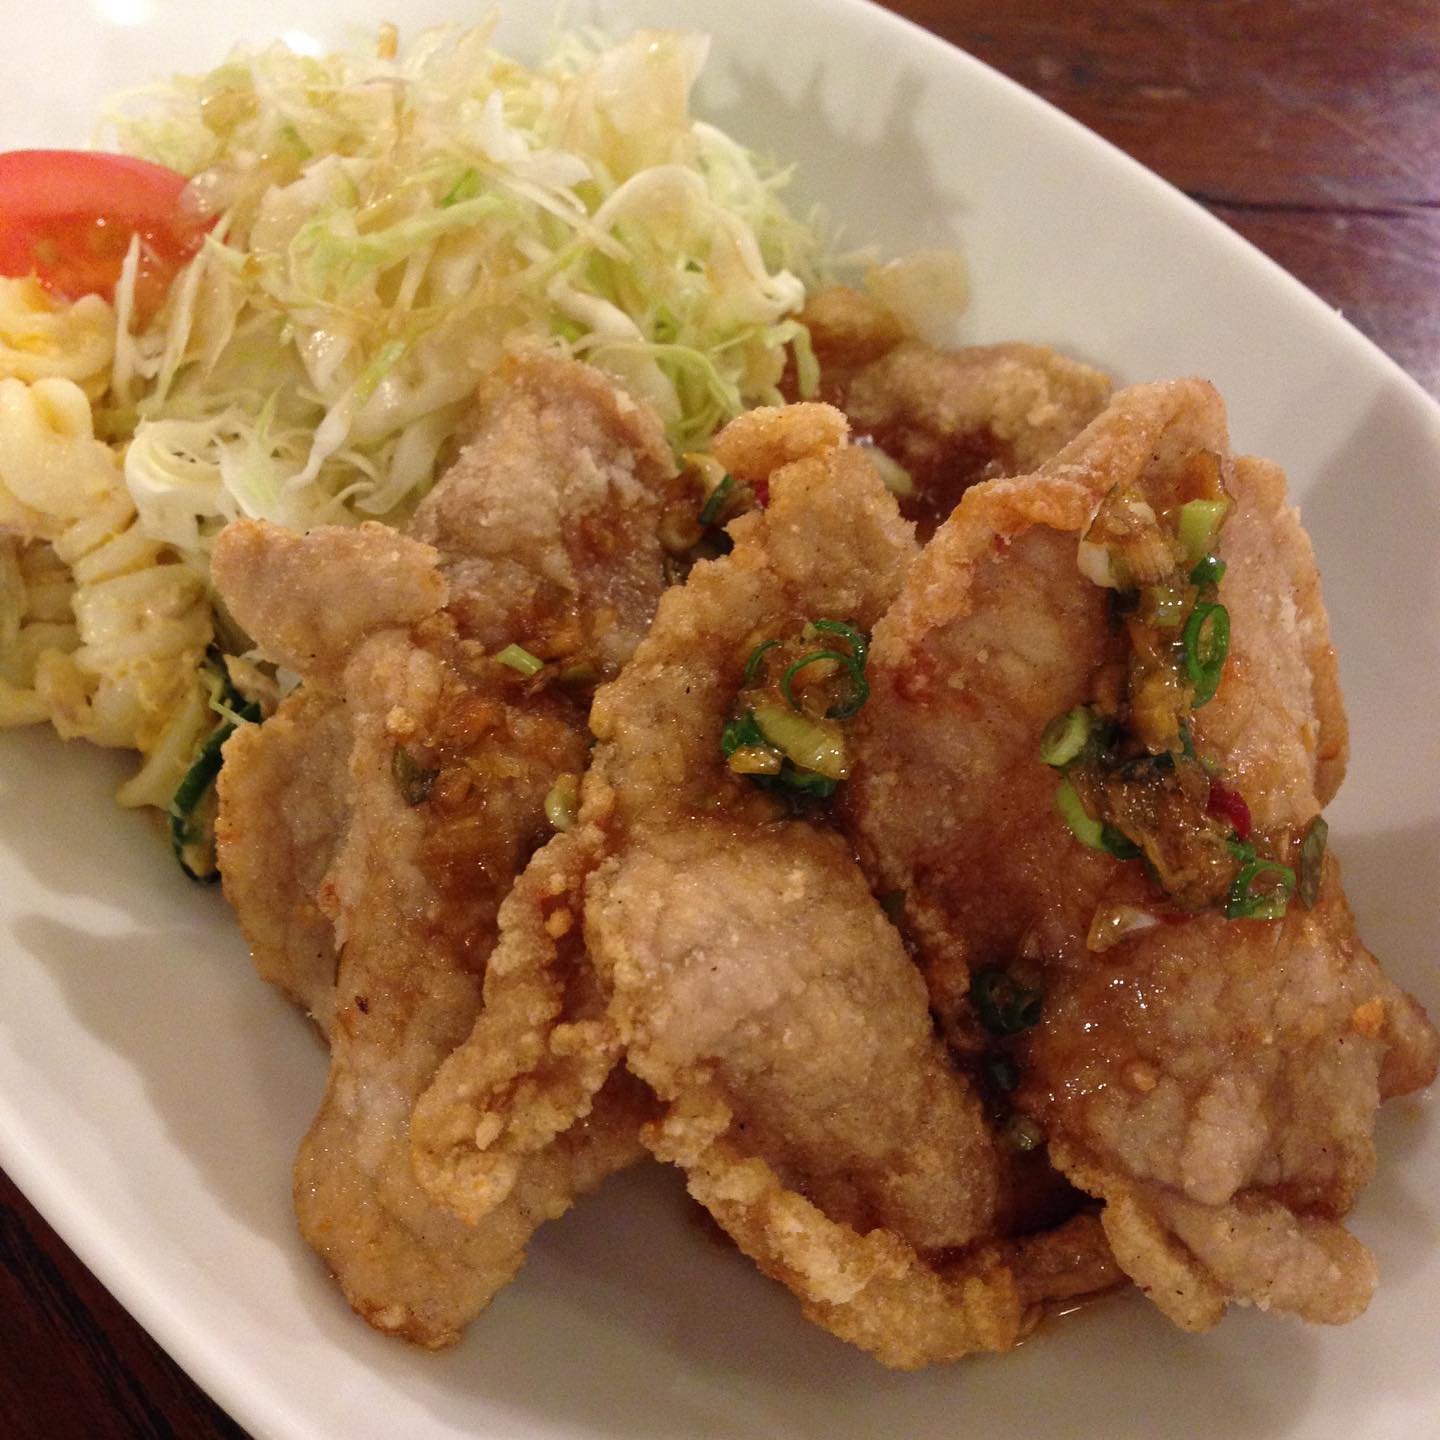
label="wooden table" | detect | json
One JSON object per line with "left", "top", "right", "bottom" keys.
{"left": 3, "top": 4, "right": 1437, "bottom": 1437}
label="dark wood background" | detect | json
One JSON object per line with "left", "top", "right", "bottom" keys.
{"left": 4, "top": 2, "right": 1437, "bottom": 1436}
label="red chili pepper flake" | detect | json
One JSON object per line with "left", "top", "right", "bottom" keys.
{"left": 752, "top": 477, "right": 770, "bottom": 508}
{"left": 1207, "top": 780, "right": 1251, "bottom": 840}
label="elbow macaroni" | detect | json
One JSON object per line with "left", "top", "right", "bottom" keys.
{"left": 0, "top": 278, "right": 116, "bottom": 397}
{"left": 0, "top": 286, "right": 216, "bottom": 808}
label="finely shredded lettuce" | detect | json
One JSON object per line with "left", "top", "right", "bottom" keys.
{"left": 100, "top": 20, "right": 830, "bottom": 562}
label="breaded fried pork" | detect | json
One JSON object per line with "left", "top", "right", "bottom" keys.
{"left": 845, "top": 379, "right": 1439, "bottom": 1330}
{"left": 801, "top": 285, "right": 1112, "bottom": 539}
{"left": 414, "top": 405, "right": 1124, "bottom": 1366}
{"left": 211, "top": 352, "right": 679, "bottom": 1346}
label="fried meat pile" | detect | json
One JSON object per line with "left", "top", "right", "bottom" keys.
{"left": 210, "top": 318, "right": 1435, "bottom": 1366}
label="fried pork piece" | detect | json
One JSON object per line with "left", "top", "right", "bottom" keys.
{"left": 800, "top": 286, "right": 1111, "bottom": 540}
{"left": 409, "top": 348, "right": 682, "bottom": 669}
{"left": 212, "top": 522, "right": 443, "bottom": 1038}
{"left": 214, "top": 351, "right": 681, "bottom": 1035}
{"left": 415, "top": 404, "right": 1120, "bottom": 1366}
{"left": 215, "top": 685, "right": 349, "bottom": 1036}
{"left": 210, "top": 353, "right": 679, "bottom": 1346}
{"left": 295, "top": 614, "right": 647, "bottom": 1346}
{"left": 845, "top": 340, "right": 1112, "bottom": 541}
{"left": 846, "top": 379, "right": 1439, "bottom": 1331}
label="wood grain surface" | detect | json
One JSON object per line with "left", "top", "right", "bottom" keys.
{"left": 3, "top": 3, "right": 1436, "bottom": 1438}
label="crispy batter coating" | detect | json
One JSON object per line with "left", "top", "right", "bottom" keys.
{"left": 211, "top": 354, "right": 677, "bottom": 1346}
{"left": 415, "top": 404, "right": 1129, "bottom": 1367}
{"left": 215, "top": 686, "right": 348, "bottom": 1036}
{"left": 211, "top": 522, "right": 445, "bottom": 685}
{"left": 802, "top": 287, "right": 1110, "bottom": 542}
{"left": 294, "top": 617, "right": 643, "bottom": 1346}
{"left": 216, "top": 347, "right": 1431, "bottom": 1363}
{"left": 412, "top": 405, "right": 924, "bottom": 1223}
{"left": 846, "top": 379, "right": 1439, "bottom": 1331}
{"left": 409, "top": 348, "right": 680, "bottom": 671}
{"left": 587, "top": 824, "right": 997, "bottom": 1250}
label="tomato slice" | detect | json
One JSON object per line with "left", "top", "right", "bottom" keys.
{"left": 0, "top": 149, "right": 212, "bottom": 321}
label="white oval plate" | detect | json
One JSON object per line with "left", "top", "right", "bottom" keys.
{"left": 1, "top": 3, "right": 1436, "bottom": 1438}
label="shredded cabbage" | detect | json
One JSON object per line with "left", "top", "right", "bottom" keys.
{"left": 101, "top": 21, "right": 829, "bottom": 561}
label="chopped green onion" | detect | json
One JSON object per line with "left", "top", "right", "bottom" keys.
{"left": 780, "top": 648, "right": 869, "bottom": 719}
{"left": 1101, "top": 826, "right": 1142, "bottom": 860}
{"left": 496, "top": 643, "right": 544, "bottom": 677}
{"left": 275, "top": 123, "right": 312, "bottom": 161}
{"left": 1054, "top": 777, "right": 1106, "bottom": 850}
{"left": 1298, "top": 814, "right": 1328, "bottom": 908}
{"left": 721, "top": 709, "right": 767, "bottom": 757}
{"left": 753, "top": 703, "right": 848, "bottom": 779}
{"left": 972, "top": 969, "right": 1043, "bottom": 1036}
{"left": 777, "top": 768, "right": 838, "bottom": 798}
{"left": 168, "top": 697, "right": 262, "bottom": 881}
{"left": 742, "top": 638, "right": 781, "bottom": 687}
{"left": 1189, "top": 554, "right": 1227, "bottom": 589}
{"left": 1178, "top": 498, "right": 1230, "bottom": 564}
{"left": 698, "top": 472, "right": 735, "bottom": 527}
{"left": 1039, "top": 707, "right": 1094, "bottom": 768}
{"left": 864, "top": 445, "right": 915, "bottom": 497}
{"left": 392, "top": 747, "right": 438, "bottom": 806}
{"left": 728, "top": 745, "right": 783, "bottom": 776}
{"left": 1226, "top": 858, "right": 1296, "bottom": 920}
{"left": 807, "top": 618, "right": 871, "bottom": 669}
{"left": 1183, "top": 601, "right": 1230, "bottom": 707}
{"left": 1142, "top": 582, "right": 1191, "bottom": 628}
{"left": 544, "top": 773, "right": 580, "bottom": 831}
{"left": 1054, "top": 779, "right": 1138, "bottom": 858}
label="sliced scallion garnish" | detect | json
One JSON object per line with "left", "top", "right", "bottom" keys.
{"left": 1039, "top": 707, "right": 1094, "bottom": 768}
{"left": 1178, "top": 498, "right": 1230, "bottom": 564}
{"left": 807, "top": 618, "right": 870, "bottom": 669}
{"left": 1183, "top": 601, "right": 1230, "bottom": 707}
{"left": 557, "top": 661, "right": 599, "bottom": 689}
{"left": 1226, "top": 857, "right": 1296, "bottom": 920}
{"left": 1189, "top": 554, "right": 1227, "bottom": 589}
{"left": 972, "top": 969, "right": 1043, "bottom": 1036}
{"left": 777, "top": 768, "right": 838, "bottom": 798}
{"left": 544, "top": 773, "right": 580, "bottom": 832}
{"left": 1143, "top": 582, "right": 1190, "bottom": 628}
{"left": 1054, "top": 778, "right": 1139, "bottom": 858}
{"left": 697, "top": 472, "right": 735, "bottom": 527}
{"left": 753, "top": 703, "right": 848, "bottom": 779}
{"left": 721, "top": 709, "right": 767, "bottom": 757}
{"left": 496, "top": 643, "right": 544, "bottom": 677}
{"left": 1054, "top": 776, "right": 1106, "bottom": 850}
{"left": 728, "top": 745, "right": 783, "bottom": 776}
{"left": 742, "top": 638, "right": 782, "bottom": 687}
{"left": 168, "top": 696, "right": 263, "bottom": 882}
{"left": 780, "top": 648, "right": 870, "bottom": 719}
{"left": 1298, "top": 814, "right": 1328, "bottom": 908}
